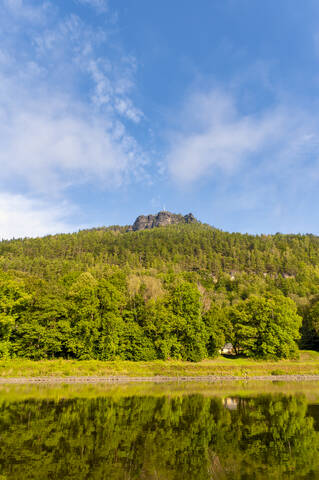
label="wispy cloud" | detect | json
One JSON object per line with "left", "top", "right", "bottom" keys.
{"left": 76, "top": 0, "right": 108, "bottom": 14}
{"left": 0, "top": 80, "right": 141, "bottom": 194}
{"left": 2, "top": 0, "right": 51, "bottom": 22}
{"left": 164, "top": 87, "right": 319, "bottom": 233}
{"left": 0, "top": 0, "right": 145, "bottom": 237}
{"left": 166, "top": 89, "right": 319, "bottom": 185}
{"left": 87, "top": 59, "right": 143, "bottom": 122}
{"left": 0, "top": 193, "right": 76, "bottom": 239}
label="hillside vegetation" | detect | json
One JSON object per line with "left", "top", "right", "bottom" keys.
{"left": 1, "top": 222, "right": 319, "bottom": 361}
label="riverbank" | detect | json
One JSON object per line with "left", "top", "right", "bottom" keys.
{"left": 2, "top": 374, "right": 319, "bottom": 384}
{"left": 0, "top": 350, "right": 319, "bottom": 379}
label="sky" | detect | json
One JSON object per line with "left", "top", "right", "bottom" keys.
{"left": 1, "top": 0, "right": 319, "bottom": 238}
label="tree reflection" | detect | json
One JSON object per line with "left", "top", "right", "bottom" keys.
{"left": 220, "top": 394, "right": 319, "bottom": 479}
{"left": 0, "top": 393, "right": 318, "bottom": 479}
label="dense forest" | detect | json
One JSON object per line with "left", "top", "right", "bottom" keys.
{"left": 1, "top": 220, "right": 319, "bottom": 361}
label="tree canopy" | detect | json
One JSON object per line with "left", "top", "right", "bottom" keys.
{"left": 0, "top": 222, "right": 318, "bottom": 360}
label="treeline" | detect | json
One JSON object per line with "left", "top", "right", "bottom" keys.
{"left": 0, "top": 267, "right": 302, "bottom": 361}
{"left": 1, "top": 223, "right": 319, "bottom": 360}
{"left": 2, "top": 223, "right": 319, "bottom": 276}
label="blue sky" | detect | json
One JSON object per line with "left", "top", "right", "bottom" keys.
{"left": 1, "top": 0, "right": 319, "bottom": 237}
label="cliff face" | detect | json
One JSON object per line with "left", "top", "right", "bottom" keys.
{"left": 129, "top": 211, "right": 198, "bottom": 231}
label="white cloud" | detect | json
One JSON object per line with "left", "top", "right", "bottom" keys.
{"left": 0, "top": 0, "right": 146, "bottom": 238}
{"left": 0, "top": 3, "right": 144, "bottom": 183}
{"left": 31, "top": 12, "right": 141, "bottom": 124}
{"left": 0, "top": 75, "right": 143, "bottom": 194}
{"left": 87, "top": 59, "right": 143, "bottom": 123}
{"left": 76, "top": 0, "right": 108, "bottom": 14}
{"left": 166, "top": 90, "right": 319, "bottom": 185}
{"left": 2, "top": 0, "right": 51, "bottom": 23}
{"left": 0, "top": 193, "right": 75, "bottom": 239}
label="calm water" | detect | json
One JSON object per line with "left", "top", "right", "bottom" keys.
{"left": 1, "top": 382, "right": 319, "bottom": 479}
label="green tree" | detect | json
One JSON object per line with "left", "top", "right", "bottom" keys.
{"left": 230, "top": 295, "right": 301, "bottom": 358}
{"left": 67, "top": 272, "right": 100, "bottom": 359}
{"left": 0, "top": 273, "right": 31, "bottom": 358}
{"left": 203, "top": 303, "right": 232, "bottom": 357}
{"left": 303, "top": 299, "right": 319, "bottom": 349}
{"left": 167, "top": 283, "right": 208, "bottom": 361}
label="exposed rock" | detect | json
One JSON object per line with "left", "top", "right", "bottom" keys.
{"left": 129, "top": 211, "right": 199, "bottom": 232}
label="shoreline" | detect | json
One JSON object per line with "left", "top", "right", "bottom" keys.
{"left": 1, "top": 353, "right": 319, "bottom": 380}
{"left": 2, "top": 374, "right": 319, "bottom": 384}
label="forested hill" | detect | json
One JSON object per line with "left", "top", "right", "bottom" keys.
{"left": 1, "top": 217, "right": 319, "bottom": 361}
{"left": 1, "top": 221, "right": 319, "bottom": 277}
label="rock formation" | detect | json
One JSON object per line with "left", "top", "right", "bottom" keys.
{"left": 128, "top": 211, "right": 198, "bottom": 231}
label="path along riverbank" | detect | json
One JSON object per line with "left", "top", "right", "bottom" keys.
{"left": 2, "top": 375, "right": 319, "bottom": 384}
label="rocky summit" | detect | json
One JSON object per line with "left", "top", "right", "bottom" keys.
{"left": 128, "top": 211, "right": 198, "bottom": 231}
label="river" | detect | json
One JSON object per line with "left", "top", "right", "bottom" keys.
{"left": 1, "top": 381, "right": 319, "bottom": 479}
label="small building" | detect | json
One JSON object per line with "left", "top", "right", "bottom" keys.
{"left": 220, "top": 343, "right": 234, "bottom": 355}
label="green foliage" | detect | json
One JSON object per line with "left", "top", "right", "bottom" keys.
{"left": 302, "top": 298, "right": 319, "bottom": 349}
{"left": 67, "top": 272, "right": 100, "bottom": 359}
{"left": 0, "top": 223, "right": 317, "bottom": 360}
{"left": 203, "top": 304, "right": 231, "bottom": 356}
{"left": 0, "top": 272, "right": 31, "bottom": 358}
{"left": 166, "top": 283, "right": 208, "bottom": 361}
{"left": 230, "top": 295, "right": 301, "bottom": 359}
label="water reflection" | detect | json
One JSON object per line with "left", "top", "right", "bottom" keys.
{"left": 0, "top": 392, "right": 319, "bottom": 479}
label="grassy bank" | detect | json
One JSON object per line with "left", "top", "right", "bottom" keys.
{"left": 0, "top": 351, "right": 319, "bottom": 378}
